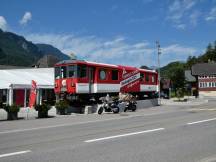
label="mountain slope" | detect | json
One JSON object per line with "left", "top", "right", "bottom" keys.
{"left": 36, "top": 43, "right": 69, "bottom": 60}
{"left": 0, "top": 29, "right": 43, "bottom": 66}
{"left": 0, "top": 29, "right": 70, "bottom": 66}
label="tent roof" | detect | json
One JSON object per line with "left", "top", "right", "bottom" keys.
{"left": 0, "top": 68, "right": 54, "bottom": 89}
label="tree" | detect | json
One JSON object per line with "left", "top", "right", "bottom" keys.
{"left": 186, "top": 55, "right": 197, "bottom": 69}
{"left": 168, "top": 66, "right": 185, "bottom": 94}
{"left": 207, "top": 43, "right": 213, "bottom": 52}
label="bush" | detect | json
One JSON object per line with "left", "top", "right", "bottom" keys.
{"left": 55, "top": 100, "right": 69, "bottom": 115}
{"left": 176, "top": 88, "right": 184, "bottom": 101}
{"left": 3, "top": 104, "right": 20, "bottom": 120}
{"left": 3, "top": 104, "right": 20, "bottom": 113}
{"left": 35, "top": 103, "right": 51, "bottom": 118}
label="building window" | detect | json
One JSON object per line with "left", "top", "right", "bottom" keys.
{"left": 209, "top": 82, "right": 212, "bottom": 87}
{"left": 205, "top": 83, "right": 207, "bottom": 87}
{"left": 112, "top": 70, "right": 118, "bottom": 80}
{"left": 99, "top": 69, "right": 106, "bottom": 80}
{"left": 199, "top": 82, "right": 202, "bottom": 88}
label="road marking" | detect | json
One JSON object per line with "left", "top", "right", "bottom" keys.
{"left": 188, "top": 108, "right": 216, "bottom": 111}
{"left": 187, "top": 118, "right": 216, "bottom": 125}
{"left": 85, "top": 128, "right": 165, "bottom": 143}
{"left": 0, "top": 150, "right": 31, "bottom": 158}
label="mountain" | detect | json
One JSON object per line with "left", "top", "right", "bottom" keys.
{"left": 0, "top": 29, "right": 70, "bottom": 66}
{"left": 160, "top": 61, "right": 185, "bottom": 78}
{"left": 36, "top": 43, "right": 69, "bottom": 60}
{"left": 0, "top": 29, "right": 43, "bottom": 66}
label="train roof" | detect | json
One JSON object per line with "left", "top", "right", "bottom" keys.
{"left": 55, "top": 59, "right": 157, "bottom": 73}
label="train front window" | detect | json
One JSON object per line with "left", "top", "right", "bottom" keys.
{"left": 68, "top": 65, "right": 75, "bottom": 78}
{"left": 77, "top": 65, "right": 87, "bottom": 78}
{"left": 61, "top": 66, "right": 67, "bottom": 78}
{"left": 55, "top": 67, "right": 61, "bottom": 79}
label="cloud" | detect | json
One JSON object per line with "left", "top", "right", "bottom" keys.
{"left": 175, "top": 24, "right": 186, "bottom": 30}
{"left": 190, "top": 10, "right": 201, "bottom": 26}
{"left": 162, "top": 44, "right": 197, "bottom": 55}
{"left": 160, "top": 44, "right": 198, "bottom": 65}
{"left": 20, "top": 12, "right": 32, "bottom": 25}
{"left": 0, "top": 16, "right": 7, "bottom": 31}
{"left": 205, "top": 7, "right": 216, "bottom": 21}
{"left": 167, "top": 0, "right": 198, "bottom": 29}
{"left": 25, "top": 33, "right": 199, "bottom": 67}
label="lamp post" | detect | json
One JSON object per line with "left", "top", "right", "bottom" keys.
{"left": 156, "top": 41, "right": 161, "bottom": 105}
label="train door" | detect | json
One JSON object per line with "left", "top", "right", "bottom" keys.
{"left": 88, "top": 67, "right": 95, "bottom": 93}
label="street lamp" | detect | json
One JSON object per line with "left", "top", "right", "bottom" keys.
{"left": 156, "top": 41, "right": 161, "bottom": 105}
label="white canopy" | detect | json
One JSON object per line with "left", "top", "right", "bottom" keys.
{"left": 0, "top": 68, "right": 54, "bottom": 89}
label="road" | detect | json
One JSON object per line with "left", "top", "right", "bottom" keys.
{"left": 0, "top": 100, "right": 216, "bottom": 162}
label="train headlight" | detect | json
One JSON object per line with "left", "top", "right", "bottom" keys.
{"left": 62, "top": 80, "right": 66, "bottom": 87}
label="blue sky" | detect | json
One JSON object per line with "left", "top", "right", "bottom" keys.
{"left": 0, "top": 0, "right": 216, "bottom": 67}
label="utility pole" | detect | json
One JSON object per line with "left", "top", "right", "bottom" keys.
{"left": 156, "top": 41, "right": 161, "bottom": 105}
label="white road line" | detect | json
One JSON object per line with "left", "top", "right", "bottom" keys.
{"left": 85, "top": 128, "right": 165, "bottom": 143}
{"left": 0, "top": 150, "right": 31, "bottom": 158}
{"left": 187, "top": 118, "right": 216, "bottom": 125}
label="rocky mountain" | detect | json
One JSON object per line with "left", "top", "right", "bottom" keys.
{"left": 0, "top": 29, "right": 69, "bottom": 66}
{"left": 36, "top": 43, "right": 69, "bottom": 60}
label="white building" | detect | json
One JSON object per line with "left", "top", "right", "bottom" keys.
{"left": 0, "top": 68, "right": 55, "bottom": 107}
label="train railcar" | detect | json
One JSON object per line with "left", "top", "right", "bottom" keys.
{"left": 54, "top": 60, "right": 158, "bottom": 103}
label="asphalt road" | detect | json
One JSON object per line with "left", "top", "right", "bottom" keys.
{"left": 0, "top": 100, "right": 216, "bottom": 162}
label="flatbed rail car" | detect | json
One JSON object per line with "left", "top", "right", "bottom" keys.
{"left": 54, "top": 60, "right": 158, "bottom": 103}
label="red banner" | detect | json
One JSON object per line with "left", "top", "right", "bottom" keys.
{"left": 29, "top": 80, "right": 37, "bottom": 108}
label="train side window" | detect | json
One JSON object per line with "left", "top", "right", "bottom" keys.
{"left": 140, "top": 73, "right": 144, "bottom": 81}
{"left": 68, "top": 65, "right": 75, "bottom": 78}
{"left": 99, "top": 69, "right": 107, "bottom": 80}
{"left": 112, "top": 70, "right": 118, "bottom": 80}
{"left": 145, "top": 74, "right": 149, "bottom": 82}
{"left": 61, "top": 66, "right": 67, "bottom": 78}
{"left": 77, "top": 65, "right": 87, "bottom": 78}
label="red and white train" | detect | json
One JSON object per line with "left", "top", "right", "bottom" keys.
{"left": 54, "top": 60, "right": 159, "bottom": 102}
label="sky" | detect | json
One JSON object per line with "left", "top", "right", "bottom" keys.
{"left": 0, "top": 0, "right": 216, "bottom": 67}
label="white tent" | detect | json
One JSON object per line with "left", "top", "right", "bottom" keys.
{"left": 0, "top": 68, "right": 54, "bottom": 89}
{"left": 0, "top": 68, "right": 54, "bottom": 106}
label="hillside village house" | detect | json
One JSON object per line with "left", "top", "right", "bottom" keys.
{"left": 191, "top": 63, "right": 216, "bottom": 97}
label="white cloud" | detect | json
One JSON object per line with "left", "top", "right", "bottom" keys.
{"left": 167, "top": 0, "right": 198, "bottom": 29}
{"left": 0, "top": 16, "right": 7, "bottom": 31}
{"left": 20, "top": 12, "right": 32, "bottom": 25}
{"left": 175, "top": 24, "right": 186, "bottom": 30}
{"left": 205, "top": 7, "right": 216, "bottom": 21}
{"left": 162, "top": 44, "right": 197, "bottom": 55}
{"left": 190, "top": 10, "right": 201, "bottom": 26}
{"left": 25, "top": 33, "right": 199, "bottom": 67}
